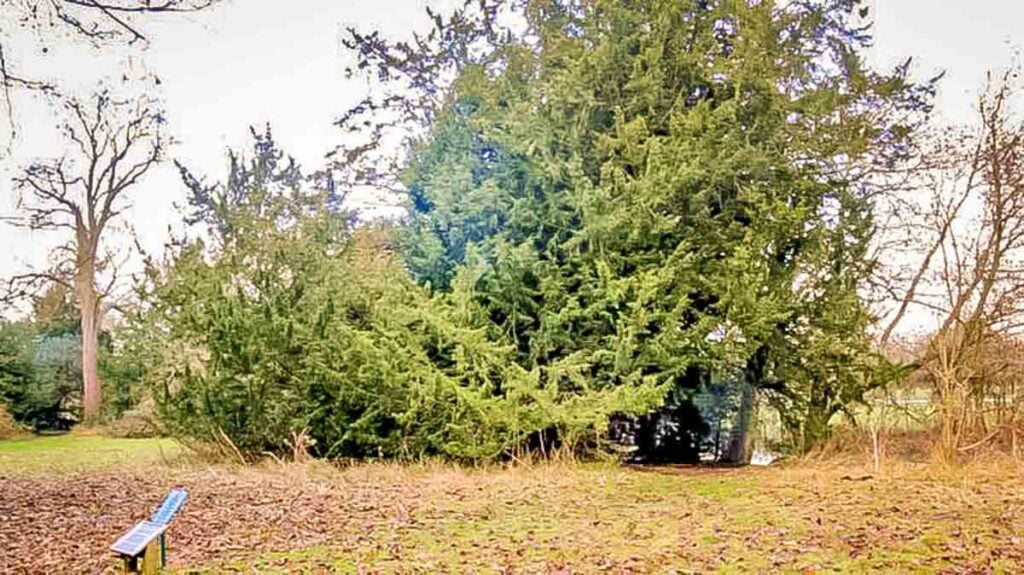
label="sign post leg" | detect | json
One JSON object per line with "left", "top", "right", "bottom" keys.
{"left": 121, "top": 555, "right": 140, "bottom": 574}
{"left": 141, "top": 542, "right": 161, "bottom": 575}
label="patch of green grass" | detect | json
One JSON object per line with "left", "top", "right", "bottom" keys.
{"left": 0, "top": 435, "right": 180, "bottom": 475}
{"left": 212, "top": 547, "right": 359, "bottom": 574}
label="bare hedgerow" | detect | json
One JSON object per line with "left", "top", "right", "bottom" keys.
{"left": 875, "top": 66, "right": 1024, "bottom": 463}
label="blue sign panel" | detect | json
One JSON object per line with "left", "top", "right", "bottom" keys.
{"left": 150, "top": 488, "right": 188, "bottom": 525}
{"left": 110, "top": 521, "right": 167, "bottom": 557}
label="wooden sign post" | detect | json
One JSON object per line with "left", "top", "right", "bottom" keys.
{"left": 111, "top": 489, "right": 188, "bottom": 574}
{"left": 111, "top": 521, "right": 168, "bottom": 574}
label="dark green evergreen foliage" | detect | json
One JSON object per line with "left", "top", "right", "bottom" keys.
{"left": 177, "top": 126, "right": 335, "bottom": 237}
{"left": 403, "top": 106, "right": 531, "bottom": 292}
{"left": 136, "top": 130, "right": 650, "bottom": 460}
{"left": 29, "top": 333, "right": 81, "bottom": 429}
{"left": 0, "top": 284, "right": 86, "bottom": 430}
{"left": 0, "top": 323, "right": 37, "bottom": 425}
{"left": 0, "top": 322, "right": 81, "bottom": 431}
{"left": 99, "top": 0, "right": 931, "bottom": 459}
{"left": 142, "top": 130, "right": 371, "bottom": 454}
{"left": 99, "top": 349, "right": 144, "bottom": 419}
{"left": 1, "top": 284, "right": 148, "bottom": 429}
{"left": 340, "top": 0, "right": 935, "bottom": 455}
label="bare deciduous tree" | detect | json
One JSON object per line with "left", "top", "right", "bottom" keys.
{"left": 876, "top": 68, "right": 1024, "bottom": 462}
{"left": 3, "top": 91, "right": 164, "bottom": 419}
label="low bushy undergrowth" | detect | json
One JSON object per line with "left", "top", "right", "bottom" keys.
{"left": 128, "top": 136, "right": 659, "bottom": 462}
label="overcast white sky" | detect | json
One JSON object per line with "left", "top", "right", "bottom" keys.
{"left": 1, "top": 0, "right": 1023, "bottom": 319}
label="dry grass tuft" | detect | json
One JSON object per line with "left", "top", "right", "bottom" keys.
{"left": 0, "top": 404, "right": 28, "bottom": 440}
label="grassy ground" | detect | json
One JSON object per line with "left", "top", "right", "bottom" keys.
{"left": 0, "top": 434, "right": 179, "bottom": 475}
{"left": 1, "top": 436, "right": 1023, "bottom": 574}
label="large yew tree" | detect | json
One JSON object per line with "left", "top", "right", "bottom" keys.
{"left": 341, "top": 0, "right": 936, "bottom": 454}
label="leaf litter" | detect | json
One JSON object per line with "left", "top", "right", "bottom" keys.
{"left": 0, "top": 461, "right": 1023, "bottom": 573}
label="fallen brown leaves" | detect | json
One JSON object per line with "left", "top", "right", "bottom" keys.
{"left": 1, "top": 457, "right": 1023, "bottom": 573}
{"left": 0, "top": 465, "right": 424, "bottom": 574}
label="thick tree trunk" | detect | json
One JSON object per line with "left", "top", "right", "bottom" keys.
{"left": 726, "top": 349, "right": 767, "bottom": 465}
{"left": 76, "top": 262, "right": 102, "bottom": 420}
{"left": 725, "top": 382, "right": 755, "bottom": 464}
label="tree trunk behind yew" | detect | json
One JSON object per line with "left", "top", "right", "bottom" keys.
{"left": 725, "top": 383, "right": 755, "bottom": 464}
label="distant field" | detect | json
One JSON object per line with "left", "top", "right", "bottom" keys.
{"left": 1, "top": 436, "right": 1022, "bottom": 573}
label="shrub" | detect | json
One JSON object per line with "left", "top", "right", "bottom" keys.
{"left": 138, "top": 224, "right": 650, "bottom": 460}
{"left": 1, "top": 323, "right": 79, "bottom": 431}
{"left": 0, "top": 403, "right": 27, "bottom": 440}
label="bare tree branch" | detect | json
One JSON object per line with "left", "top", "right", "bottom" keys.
{"left": 0, "top": 0, "right": 217, "bottom": 151}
